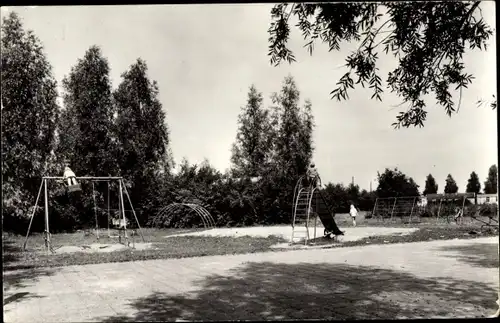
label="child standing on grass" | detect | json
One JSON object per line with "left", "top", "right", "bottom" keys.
{"left": 350, "top": 203, "right": 358, "bottom": 227}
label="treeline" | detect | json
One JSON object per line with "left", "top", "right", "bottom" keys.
{"left": 422, "top": 166, "right": 498, "bottom": 196}
{"left": 2, "top": 13, "right": 497, "bottom": 234}
{"left": 2, "top": 13, "right": 316, "bottom": 232}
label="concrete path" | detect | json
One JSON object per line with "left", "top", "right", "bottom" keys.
{"left": 3, "top": 237, "right": 499, "bottom": 321}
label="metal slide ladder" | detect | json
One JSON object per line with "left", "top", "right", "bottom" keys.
{"left": 291, "top": 176, "right": 315, "bottom": 245}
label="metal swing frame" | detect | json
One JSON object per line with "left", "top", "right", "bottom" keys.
{"left": 23, "top": 176, "right": 145, "bottom": 254}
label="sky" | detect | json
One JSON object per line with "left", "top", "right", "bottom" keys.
{"left": 1, "top": 4, "right": 497, "bottom": 193}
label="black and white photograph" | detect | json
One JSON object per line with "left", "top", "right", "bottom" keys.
{"left": 2, "top": 2, "right": 499, "bottom": 321}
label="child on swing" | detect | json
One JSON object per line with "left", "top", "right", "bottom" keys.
{"left": 63, "top": 166, "right": 78, "bottom": 186}
{"left": 453, "top": 206, "right": 463, "bottom": 222}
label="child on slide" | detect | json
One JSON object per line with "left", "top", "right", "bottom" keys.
{"left": 306, "top": 163, "right": 319, "bottom": 188}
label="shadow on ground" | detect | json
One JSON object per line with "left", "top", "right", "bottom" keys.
{"left": 2, "top": 267, "right": 58, "bottom": 307}
{"left": 3, "top": 240, "right": 25, "bottom": 266}
{"left": 98, "top": 262, "right": 497, "bottom": 321}
{"left": 3, "top": 240, "right": 59, "bottom": 308}
{"left": 438, "top": 243, "right": 499, "bottom": 269}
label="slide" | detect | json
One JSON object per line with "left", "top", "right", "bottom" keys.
{"left": 292, "top": 175, "right": 344, "bottom": 238}
{"left": 315, "top": 190, "right": 344, "bottom": 236}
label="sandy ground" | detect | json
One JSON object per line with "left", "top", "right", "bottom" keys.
{"left": 54, "top": 242, "right": 154, "bottom": 254}
{"left": 165, "top": 225, "right": 418, "bottom": 246}
{"left": 48, "top": 226, "right": 417, "bottom": 254}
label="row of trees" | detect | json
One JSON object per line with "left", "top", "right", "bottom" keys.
{"left": 2, "top": 12, "right": 497, "bottom": 233}
{"left": 423, "top": 165, "right": 498, "bottom": 195}
{"left": 2, "top": 12, "right": 171, "bottom": 232}
{"left": 2, "top": 12, "right": 317, "bottom": 232}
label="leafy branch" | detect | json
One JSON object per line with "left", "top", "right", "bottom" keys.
{"left": 267, "top": 2, "right": 493, "bottom": 128}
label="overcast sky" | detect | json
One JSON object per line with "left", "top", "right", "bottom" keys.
{"left": 2, "top": 4, "right": 497, "bottom": 192}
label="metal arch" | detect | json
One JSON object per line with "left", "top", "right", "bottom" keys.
{"left": 183, "top": 203, "right": 209, "bottom": 228}
{"left": 177, "top": 203, "right": 214, "bottom": 228}
{"left": 153, "top": 203, "right": 216, "bottom": 229}
{"left": 152, "top": 204, "right": 172, "bottom": 227}
{"left": 189, "top": 204, "right": 216, "bottom": 228}
{"left": 185, "top": 204, "right": 207, "bottom": 227}
{"left": 154, "top": 204, "right": 179, "bottom": 227}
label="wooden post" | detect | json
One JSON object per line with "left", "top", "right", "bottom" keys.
{"left": 409, "top": 197, "right": 416, "bottom": 223}
{"left": 122, "top": 180, "right": 146, "bottom": 242}
{"left": 390, "top": 197, "right": 398, "bottom": 221}
{"left": 44, "top": 179, "right": 50, "bottom": 254}
{"left": 107, "top": 182, "right": 111, "bottom": 238}
{"left": 437, "top": 198, "right": 443, "bottom": 222}
{"left": 313, "top": 191, "right": 318, "bottom": 242}
{"left": 23, "top": 180, "right": 44, "bottom": 250}
{"left": 460, "top": 195, "right": 467, "bottom": 225}
{"left": 119, "top": 179, "right": 128, "bottom": 239}
{"left": 372, "top": 198, "right": 378, "bottom": 221}
{"left": 92, "top": 181, "right": 99, "bottom": 240}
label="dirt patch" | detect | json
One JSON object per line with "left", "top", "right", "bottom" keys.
{"left": 166, "top": 226, "right": 417, "bottom": 245}
{"left": 51, "top": 243, "right": 154, "bottom": 254}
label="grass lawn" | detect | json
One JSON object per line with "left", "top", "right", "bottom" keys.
{"left": 309, "top": 224, "right": 498, "bottom": 247}
{"left": 3, "top": 228, "right": 287, "bottom": 271}
{"left": 3, "top": 215, "right": 498, "bottom": 271}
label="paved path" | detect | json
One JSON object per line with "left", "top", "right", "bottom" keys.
{"left": 3, "top": 237, "right": 499, "bottom": 321}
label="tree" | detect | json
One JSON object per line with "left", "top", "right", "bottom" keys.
{"left": 484, "top": 164, "right": 498, "bottom": 194}
{"left": 346, "top": 183, "right": 360, "bottom": 204}
{"left": 1, "top": 12, "right": 60, "bottom": 221}
{"left": 56, "top": 46, "right": 118, "bottom": 228}
{"left": 376, "top": 168, "right": 420, "bottom": 198}
{"left": 114, "top": 58, "right": 173, "bottom": 224}
{"left": 358, "top": 189, "right": 377, "bottom": 212}
{"left": 423, "top": 174, "right": 438, "bottom": 195}
{"left": 230, "top": 85, "right": 273, "bottom": 178}
{"left": 322, "top": 183, "right": 350, "bottom": 213}
{"left": 444, "top": 174, "right": 459, "bottom": 194}
{"left": 59, "top": 46, "right": 117, "bottom": 177}
{"left": 465, "top": 171, "right": 481, "bottom": 194}
{"left": 267, "top": 2, "right": 494, "bottom": 128}
{"left": 270, "top": 76, "right": 315, "bottom": 180}
{"left": 267, "top": 75, "right": 315, "bottom": 223}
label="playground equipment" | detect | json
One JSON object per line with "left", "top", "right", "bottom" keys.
{"left": 426, "top": 193, "right": 475, "bottom": 224}
{"left": 23, "top": 176, "right": 145, "bottom": 254}
{"left": 151, "top": 203, "right": 216, "bottom": 229}
{"left": 372, "top": 196, "right": 419, "bottom": 223}
{"left": 291, "top": 175, "right": 343, "bottom": 245}
{"left": 64, "top": 166, "right": 81, "bottom": 193}
{"left": 471, "top": 213, "right": 499, "bottom": 232}
{"left": 470, "top": 204, "right": 499, "bottom": 232}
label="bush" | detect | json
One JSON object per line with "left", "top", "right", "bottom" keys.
{"left": 479, "top": 203, "right": 498, "bottom": 217}
{"left": 417, "top": 205, "right": 438, "bottom": 218}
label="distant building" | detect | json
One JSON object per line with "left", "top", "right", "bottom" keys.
{"left": 472, "top": 193, "right": 499, "bottom": 205}
{"left": 425, "top": 193, "right": 475, "bottom": 205}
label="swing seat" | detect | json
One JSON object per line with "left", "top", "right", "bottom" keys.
{"left": 68, "top": 184, "right": 82, "bottom": 193}
{"left": 111, "top": 217, "right": 129, "bottom": 229}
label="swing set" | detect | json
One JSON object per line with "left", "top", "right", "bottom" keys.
{"left": 23, "top": 176, "right": 145, "bottom": 254}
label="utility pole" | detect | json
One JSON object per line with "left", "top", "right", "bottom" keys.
{"left": 352, "top": 176, "right": 354, "bottom": 186}
{"left": 370, "top": 181, "right": 372, "bottom": 193}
